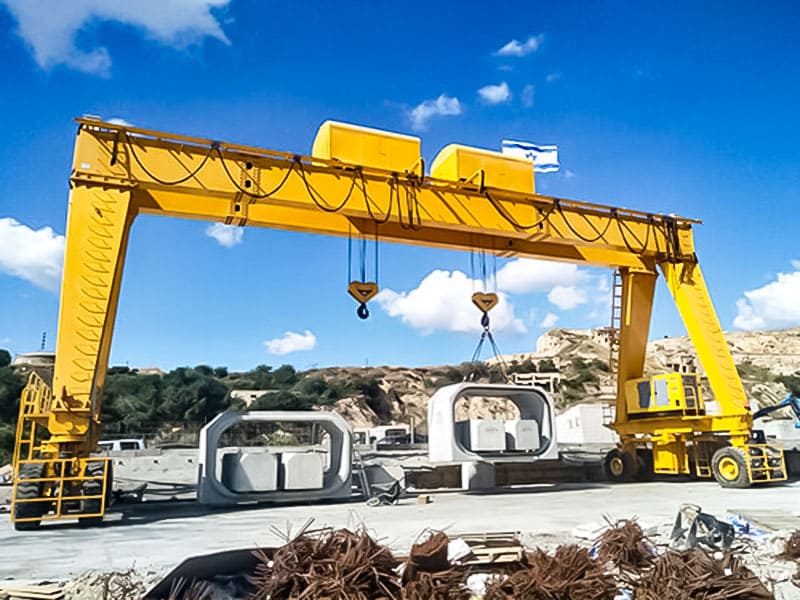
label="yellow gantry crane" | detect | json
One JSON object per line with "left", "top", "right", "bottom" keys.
{"left": 11, "top": 117, "right": 785, "bottom": 529}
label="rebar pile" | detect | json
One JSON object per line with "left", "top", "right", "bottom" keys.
{"left": 401, "top": 531, "right": 469, "bottom": 600}
{"left": 247, "top": 527, "right": 401, "bottom": 600}
{"left": 483, "top": 545, "right": 617, "bottom": 600}
{"left": 629, "top": 548, "right": 772, "bottom": 600}
{"left": 594, "top": 518, "right": 654, "bottom": 572}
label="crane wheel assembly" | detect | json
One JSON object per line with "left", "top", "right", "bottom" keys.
{"left": 602, "top": 449, "right": 638, "bottom": 483}
{"left": 8, "top": 116, "right": 789, "bottom": 528}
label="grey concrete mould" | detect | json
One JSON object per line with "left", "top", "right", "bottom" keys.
{"left": 428, "top": 383, "right": 559, "bottom": 464}
{"left": 198, "top": 411, "right": 352, "bottom": 507}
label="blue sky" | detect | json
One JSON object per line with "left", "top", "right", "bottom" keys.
{"left": 1, "top": 1, "right": 799, "bottom": 371}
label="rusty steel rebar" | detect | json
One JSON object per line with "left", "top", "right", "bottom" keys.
{"left": 483, "top": 544, "right": 618, "bottom": 600}
{"left": 247, "top": 527, "right": 401, "bottom": 600}
{"left": 401, "top": 531, "right": 470, "bottom": 600}
{"left": 594, "top": 518, "right": 655, "bottom": 573}
{"left": 627, "top": 547, "right": 772, "bottom": 600}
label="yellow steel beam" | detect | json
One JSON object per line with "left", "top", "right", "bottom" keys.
{"left": 71, "top": 119, "right": 696, "bottom": 270}
{"left": 661, "top": 258, "right": 750, "bottom": 418}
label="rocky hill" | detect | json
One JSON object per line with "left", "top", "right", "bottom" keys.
{"left": 309, "top": 328, "right": 800, "bottom": 431}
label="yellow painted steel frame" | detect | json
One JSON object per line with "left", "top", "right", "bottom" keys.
{"left": 11, "top": 118, "right": 764, "bottom": 524}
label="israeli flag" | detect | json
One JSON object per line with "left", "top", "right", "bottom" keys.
{"left": 502, "top": 140, "right": 560, "bottom": 173}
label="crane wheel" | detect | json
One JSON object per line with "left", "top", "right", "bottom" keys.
{"left": 78, "top": 460, "right": 112, "bottom": 527}
{"left": 13, "top": 462, "right": 48, "bottom": 531}
{"left": 711, "top": 447, "right": 750, "bottom": 488}
{"left": 635, "top": 449, "right": 655, "bottom": 482}
{"left": 603, "top": 449, "right": 638, "bottom": 483}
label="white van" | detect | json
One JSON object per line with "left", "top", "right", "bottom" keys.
{"left": 97, "top": 438, "right": 145, "bottom": 452}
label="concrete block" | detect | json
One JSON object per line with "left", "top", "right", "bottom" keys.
{"left": 281, "top": 452, "right": 325, "bottom": 490}
{"left": 505, "top": 419, "right": 540, "bottom": 451}
{"left": 461, "top": 461, "right": 496, "bottom": 491}
{"left": 221, "top": 451, "right": 279, "bottom": 493}
{"left": 455, "top": 419, "right": 506, "bottom": 451}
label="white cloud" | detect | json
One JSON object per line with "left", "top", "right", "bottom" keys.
{"left": 0, "top": 217, "right": 64, "bottom": 291}
{"left": 548, "top": 285, "right": 588, "bottom": 310}
{"left": 495, "top": 258, "right": 588, "bottom": 294}
{"left": 563, "top": 169, "right": 576, "bottom": 179}
{"left": 733, "top": 267, "right": 800, "bottom": 330}
{"left": 478, "top": 82, "right": 511, "bottom": 105}
{"left": 546, "top": 71, "right": 562, "bottom": 83}
{"left": 264, "top": 330, "right": 317, "bottom": 355}
{"left": 495, "top": 34, "right": 544, "bottom": 57}
{"left": 376, "top": 270, "right": 526, "bottom": 335}
{"left": 521, "top": 84, "right": 535, "bottom": 108}
{"left": 540, "top": 312, "right": 559, "bottom": 328}
{"left": 107, "top": 117, "right": 134, "bottom": 127}
{"left": 0, "top": 0, "right": 231, "bottom": 76}
{"left": 205, "top": 223, "right": 243, "bottom": 247}
{"left": 408, "top": 94, "right": 462, "bottom": 131}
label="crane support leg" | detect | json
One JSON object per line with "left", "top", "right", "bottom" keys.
{"left": 50, "top": 185, "right": 135, "bottom": 452}
{"left": 659, "top": 261, "right": 749, "bottom": 421}
{"left": 614, "top": 268, "right": 657, "bottom": 423}
{"left": 12, "top": 186, "right": 132, "bottom": 528}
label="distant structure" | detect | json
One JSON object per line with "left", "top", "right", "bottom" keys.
{"left": 591, "top": 327, "right": 615, "bottom": 347}
{"left": 511, "top": 372, "right": 561, "bottom": 397}
{"left": 230, "top": 389, "right": 271, "bottom": 406}
{"left": 10, "top": 352, "right": 55, "bottom": 384}
{"left": 136, "top": 367, "right": 166, "bottom": 376}
{"left": 665, "top": 354, "right": 701, "bottom": 375}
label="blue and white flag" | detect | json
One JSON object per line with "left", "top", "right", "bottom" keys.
{"left": 501, "top": 140, "right": 560, "bottom": 173}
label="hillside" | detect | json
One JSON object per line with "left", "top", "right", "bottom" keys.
{"left": 308, "top": 327, "right": 800, "bottom": 430}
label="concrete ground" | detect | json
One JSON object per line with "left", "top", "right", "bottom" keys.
{"left": 2, "top": 479, "right": 800, "bottom": 580}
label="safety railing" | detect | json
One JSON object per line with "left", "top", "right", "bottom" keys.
{"left": 12, "top": 372, "right": 53, "bottom": 470}
{"left": 11, "top": 457, "right": 110, "bottom": 524}
{"left": 745, "top": 444, "right": 787, "bottom": 483}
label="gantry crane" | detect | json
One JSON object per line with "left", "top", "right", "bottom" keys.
{"left": 10, "top": 117, "right": 785, "bottom": 529}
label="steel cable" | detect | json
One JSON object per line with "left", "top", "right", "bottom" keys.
{"left": 484, "top": 190, "right": 556, "bottom": 230}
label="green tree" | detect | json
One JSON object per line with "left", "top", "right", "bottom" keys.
{"left": 250, "top": 390, "right": 314, "bottom": 411}
{"left": 0, "top": 366, "right": 24, "bottom": 423}
{"left": 776, "top": 373, "right": 800, "bottom": 396}
{"left": 0, "top": 349, "right": 11, "bottom": 368}
{"left": 538, "top": 358, "right": 557, "bottom": 372}
{"left": 159, "top": 367, "right": 230, "bottom": 423}
{"left": 272, "top": 364, "right": 299, "bottom": 388}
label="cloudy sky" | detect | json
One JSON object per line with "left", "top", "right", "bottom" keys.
{"left": 0, "top": 1, "right": 799, "bottom": 370}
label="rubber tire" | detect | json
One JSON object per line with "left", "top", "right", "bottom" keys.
{"left": 13, "top": 463, "right": 48, "bottom": 531}
{"left": 635, "top": 449, "right": 655, "bottom": 482}
{"left": 711, "top": 446, "right": 750, "bottom": 489}
{"left": 603, "top": 449, "right": 638, "bottom": 483}
{"left": 78, "top": 460, "right": 112, "bottom": 527}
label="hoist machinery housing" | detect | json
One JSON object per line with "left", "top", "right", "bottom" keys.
{"left": 11, "top": 117, "right": 786, "bottom": 529}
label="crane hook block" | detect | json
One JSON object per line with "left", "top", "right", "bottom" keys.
{"left": 471, "top": 292, "right": 499, "bottom": 314}
{"left": 348, "top": 281, "right": 379, "bottom": 304}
